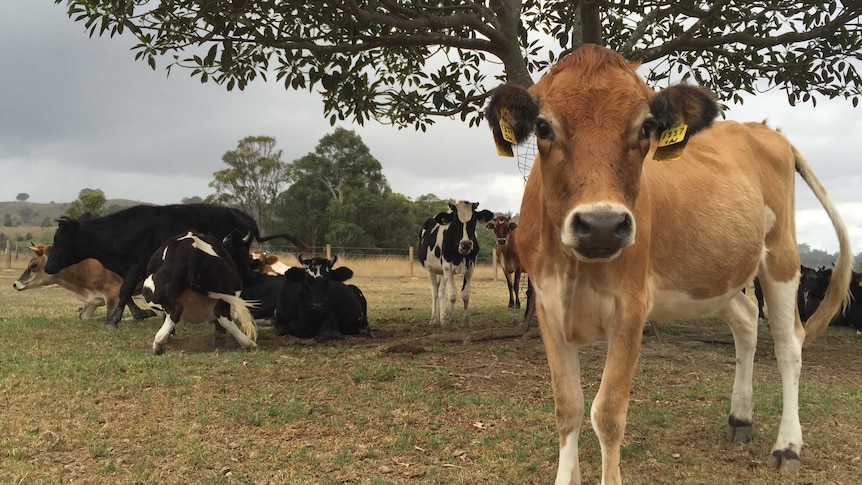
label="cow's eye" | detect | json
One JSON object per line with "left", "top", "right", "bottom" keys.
{"left": 535, "top": 118, "right": 553, "bottom": 140}
{"left": 639, "top": 116, "right": 657, "bottom": 140}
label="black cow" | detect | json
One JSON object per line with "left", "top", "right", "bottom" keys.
{"left": 804, "top": 267, "right": 862, "bottom": 332}
{"left": 273, "top": 256, "right": 369, "bottom": 341}
{"left": 418, "top": 200, "right": 494, "bottom": 327}
{"left": 142, "top": 231, "right": 258, "bottom": 354}
{"left": 45, "top": 203, "right": 305, "bottom": 326}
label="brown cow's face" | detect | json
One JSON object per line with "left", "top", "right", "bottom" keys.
{"left": 12, "top": 245, "right": 52, "bottom": 290}
{"left": 486, "top": 216, "right": 515, "bottom": 246}
{"left": 487, "top": 45, "right": 719, "bottom": 262}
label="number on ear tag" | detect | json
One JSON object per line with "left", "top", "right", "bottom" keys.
{"left": 499, "top": 108, "right": 518, "bottom": 145}
{"left": 658, "top": 118, "right": 688, "bottom": 148}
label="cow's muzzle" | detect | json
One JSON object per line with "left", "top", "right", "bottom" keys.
{"left": 458, "top": 240, "right": 474, "bottom": 255}
{"left": 496, "top": 238, "right": 508, "bottom": 246}
{"left": 562, "top": 204, "right": 635, "bottom": 261}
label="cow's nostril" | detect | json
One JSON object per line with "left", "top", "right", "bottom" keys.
{"left": 615, "top": 214, "right": 633, "bottom": 238}
{"left": 574, "top": 214, "right": 591, "bottom": 238}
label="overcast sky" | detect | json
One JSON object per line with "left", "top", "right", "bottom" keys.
{"left": 2, "top": 1, "right": 861, "bottom": 254}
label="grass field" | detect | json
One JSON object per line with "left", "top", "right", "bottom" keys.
{"left": 1, "top": 256, "right": 861, "bottom": 484}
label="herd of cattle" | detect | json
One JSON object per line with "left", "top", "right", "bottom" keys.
{"left": 10, "top": 200, "right": 531, "bottom": 353}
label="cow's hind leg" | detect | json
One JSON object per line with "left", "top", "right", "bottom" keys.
{"left": 427, "top": 272, "right": 442, "bottom": 325}
{"left": 716, "top": 291, "right": 759, "bottom": 444}
{"left": 214, "top": 300, "right": 257, "bottom": 350}
{"left": 759, "top": 274, "right": 805, "bottom": 475}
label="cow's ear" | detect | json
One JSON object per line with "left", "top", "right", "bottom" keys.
{"left": 485, "top": 222, "right": 495, "bottom": 230}
{"left": 477, "top": 210, "right": 495, "bottom": 223}
{"left": 486, "top": 84, "right": 538, "bottom": 157}
{"left": 648, "top": 84, "right": 719, "bottom": 139}
{"left": 285, "top": 267, "right": 307, "bottom": 282}
{"left": 435, "top": 212, "right": 454, "bottom": 225}
{"left": 331, "top": 266, "right": 354, "bottom": 282}
{"left": 56, "top": 217, "right": 80, "bottom": 233}
{"left": 509, "top": 222, "right": 518, "bottom": 230}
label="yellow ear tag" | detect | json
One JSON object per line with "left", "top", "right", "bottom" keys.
{"left": 653, "top": 117, "right": 689, "bottom": 161}
{"left": 499, "top": 108, "right": 518, "bottom": 144}
{"left": 492, "top": 107, "right": 516, "bottom": 157}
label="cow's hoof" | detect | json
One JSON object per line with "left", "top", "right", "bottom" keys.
{"left": 726, "top": 416, "right": 754, "bottom": 443}
{"left": 767, "top": 448, "right": 801, "bottom": 475}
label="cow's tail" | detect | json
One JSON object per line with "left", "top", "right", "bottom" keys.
{"left": 256, "top": 232, "right": 310, "bottom": 254}
{"left": 794, "top": 148, "right": 853, "bottom": 345}
{"left": 210, "top": 292, "right": 259, "bottom": 342}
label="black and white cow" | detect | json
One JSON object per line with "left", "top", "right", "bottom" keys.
{"left": 418, "top": 201, "right": 494, "bottom": 327}
{"left": 45, "top": 203, "right": 305, "bottom": 326}
{"left": 142, "top": 231, "right": 258, "bottom": 354}
{"left": 274, "top": 256, "right": 369, "bottom": 341}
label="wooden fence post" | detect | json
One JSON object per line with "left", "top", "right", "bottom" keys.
{"left": 408, "top": 246, "right": 414, "bottom": 278}
{"left": 5, "top": 240, "right": 11, "bottom": 269}
{"left": 325, "top": 244, "right": 331, "bottom": 259}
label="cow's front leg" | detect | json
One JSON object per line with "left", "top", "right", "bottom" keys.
{"left": 460, "top": 265, "right": 475, "bottom": 328}
{"left": 592, "top": 314, "right": 645, "bottom": 485}
{"left": 128, "top": 299, "right": 157, "bottom": 320}
{"left": 110, "top": 265, "right": 147, "bottom": 326}
{"left": 152, "top": 303, "right": 181, "bottom": 355}
{"left": 538, "top": 305, "right": 585, "bottom": 485}
{"left": 427, "top": 272, "right": 442, "bottom": 325}
{"left": 442, "top": 265, "right": 457, "bottom": 326}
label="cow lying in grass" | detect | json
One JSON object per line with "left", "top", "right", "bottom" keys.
{"left": 274, "top": 255, "right": 369, "bottom": 341}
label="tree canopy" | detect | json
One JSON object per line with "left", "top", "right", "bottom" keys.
{"left": 207, "top": 135, "right": 291, "bottom": 235}
{"left": 59, "top": 1, "right": 862, "bottom": 128}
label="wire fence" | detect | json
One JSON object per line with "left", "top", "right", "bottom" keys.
{"left": 260, "top": 244, "right": 497, "bottom": 265}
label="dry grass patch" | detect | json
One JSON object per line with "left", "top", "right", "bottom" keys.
{"left": 1, "top": 259, "right": 861, "bottom": 484}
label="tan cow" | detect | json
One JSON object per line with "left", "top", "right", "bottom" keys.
{"left": 486, "top": 215, "right": 523, "bottom": 309}
{"left": 249, "top": 248, "right": 291, "bottom": 275}
{"left": 13, "top": 243, "right": 124, "bottom": 320}
{"left": 485, "top": 44, "right": 852, "bottom": 484}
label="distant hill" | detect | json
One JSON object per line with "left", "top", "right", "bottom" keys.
{"left": 0, "top": 199, "right": 149, "bottom": 245}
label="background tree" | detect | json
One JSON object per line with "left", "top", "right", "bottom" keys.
{"left": 3, "top": 214, "right": 12, "bottom": 227}
{"left": 59, "top": 1, "right": 862, "bottom": 129}
{"left": 16, "top": 193, "right": 29, "bottom": 202}
{"left": 79, "top": 188, "right": 104, "bottom": 197}
{"left": 208, "top": 136, "right": 290, "bottom": 236}
{"left": 181, "top": 196, "right": 204, "bottom": 204}
{"left": 66, "top": 192, "right": 107, "bottom": 219}
{"left": 17, "top": 206, "right": 36, "bottom": 225}
{"left": 275, "top": 128, "right": 423, "bottom": 250}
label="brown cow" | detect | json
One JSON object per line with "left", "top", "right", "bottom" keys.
{"left": 13, "top": 244, "right": 125, "bottom": 321}
{"left": 249, "top": 248, "right": 291, "bottom": 275}
{"left": 485, "top": 44, "right": 852, "bottom": 484}
{"left": 486, "top": 215, "right": 523, "bottom": 309}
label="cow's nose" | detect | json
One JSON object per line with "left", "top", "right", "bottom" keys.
{"left": 496, "top": 238, "right": 507, "bottom": 245}
{"left": 571, "top": 208, "right": 633, "bottom": 258}
{"left": 459, "top": 241, "right": 473, "bottom": 254}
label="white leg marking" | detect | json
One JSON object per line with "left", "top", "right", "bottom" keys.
{"left": 555, "top": 431, "right": 580, "bottom": 485}
{"left": 152, "top": 314, "right": 176, "bottom": 354}
{"left": 717, "top": 291, "right": 759, "bottom": 429}
{"left": 760, "top": 277, "right": 804, "bottom": 457}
